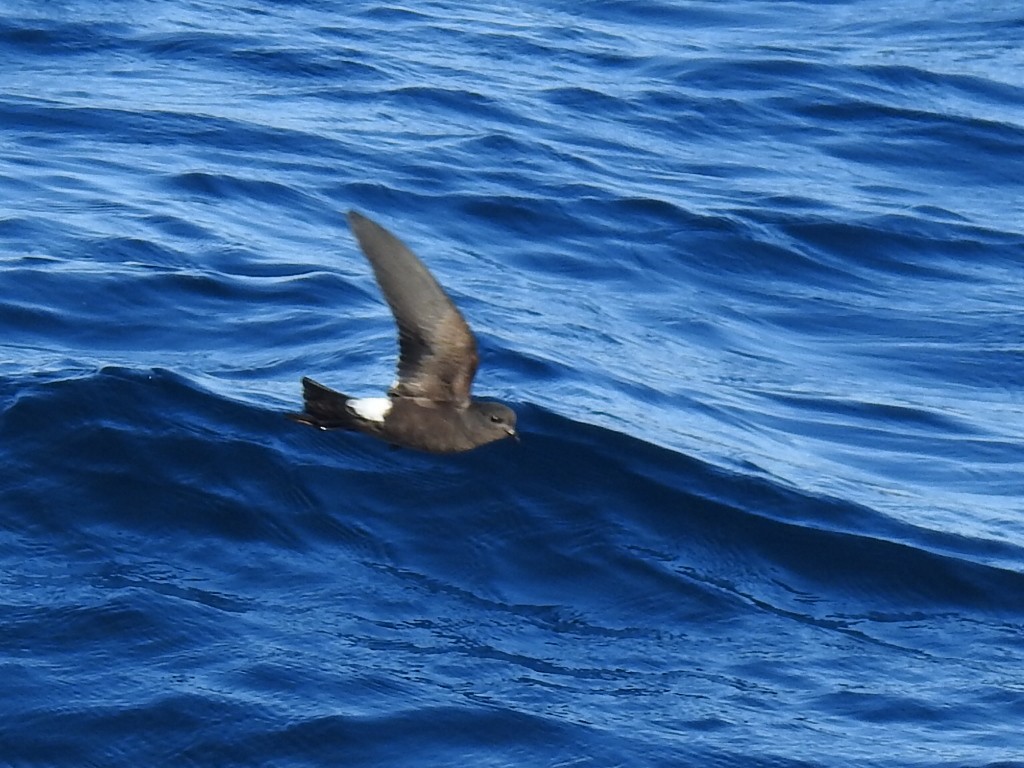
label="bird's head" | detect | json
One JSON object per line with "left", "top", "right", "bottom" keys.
{"left": 471, "top": 401, "right": 518, "bottom": 444}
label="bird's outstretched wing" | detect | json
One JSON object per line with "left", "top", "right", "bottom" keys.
{"left": 347, "top": 211, "right": 478, "bottom": 405}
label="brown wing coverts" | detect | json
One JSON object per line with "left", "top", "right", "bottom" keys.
{"left": 347, "top": 211, "right": 478, "bottom": 404}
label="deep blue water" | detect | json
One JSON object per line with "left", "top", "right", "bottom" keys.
{"left": 2, "top": 1, "right": 1023, "bottom": 765}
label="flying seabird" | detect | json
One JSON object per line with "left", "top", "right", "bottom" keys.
{"left": 288, "top": 211, "right": 517, "bottom": 453}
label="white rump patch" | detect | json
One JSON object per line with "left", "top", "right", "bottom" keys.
{"left": 348, "top": 397, "right": 392, "bottom": 423}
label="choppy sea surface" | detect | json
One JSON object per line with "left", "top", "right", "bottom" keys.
{"left": 2, "top": 1, "right": 1023, "bottom": 766}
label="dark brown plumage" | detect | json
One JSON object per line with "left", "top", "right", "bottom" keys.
{"left": 288, "top": 211, "right": 517, "bottom": 453}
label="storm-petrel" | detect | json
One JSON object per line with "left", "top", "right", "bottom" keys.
{"left": 288, "top": 211, "right": 517, "bottom": 453}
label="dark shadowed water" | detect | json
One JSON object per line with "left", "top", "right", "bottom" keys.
{"left": 1, "top": 1, "right": 1023, "bottom": 766}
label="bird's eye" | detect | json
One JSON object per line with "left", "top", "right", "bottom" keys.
{"left": 489, "top": 415, "right": 502, "bottom": 423}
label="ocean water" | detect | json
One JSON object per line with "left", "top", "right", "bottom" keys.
{"left": 1, "top": 0, "right": 1023, "bottom": 765}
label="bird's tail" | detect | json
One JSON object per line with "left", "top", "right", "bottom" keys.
{"left": 287, "top": 377, "right": 356, "bottom": 429}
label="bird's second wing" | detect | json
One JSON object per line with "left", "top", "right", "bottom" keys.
{"left": 347, "top": 211, "right": 478, "bottom": 404}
